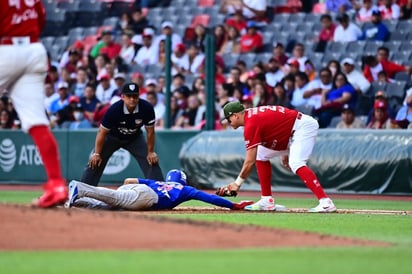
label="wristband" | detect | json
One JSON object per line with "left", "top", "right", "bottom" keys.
{"left": 234, "top": 176, "right": 245, "bottom": 186}
{"left": 92, "top": 153, "right": 100, "bottom": 157}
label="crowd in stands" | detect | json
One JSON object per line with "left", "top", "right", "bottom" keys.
{"left": 1, "top": 0, "right": 412, "bottom": 131}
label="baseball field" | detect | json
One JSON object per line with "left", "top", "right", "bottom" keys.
{"left": 0, "top": 187, "right": 411, "bottom": 274}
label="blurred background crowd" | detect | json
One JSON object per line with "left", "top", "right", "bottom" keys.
{"left": 1, "top": 0, "right": 412, "bottom": 131}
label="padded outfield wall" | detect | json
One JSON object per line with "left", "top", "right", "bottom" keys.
{"left": 0, "top": 130, "right": 198, "bottom": 186}
{"left": 0, "top": 129, "right": 411, "bottom": 194}
{"left": 179, "top": 129, "right": 412, "bottom": 195}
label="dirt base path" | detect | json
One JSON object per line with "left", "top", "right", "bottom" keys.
{"left": 0, "top": 203, "right": 389, "bottom": 251}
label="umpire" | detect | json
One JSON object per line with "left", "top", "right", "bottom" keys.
{"left": 81, "top": 82, "right": 164, "bottom": 186}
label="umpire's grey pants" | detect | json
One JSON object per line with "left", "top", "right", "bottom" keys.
{"left": 80, "top": 134, "right": 164, "bottom": 186}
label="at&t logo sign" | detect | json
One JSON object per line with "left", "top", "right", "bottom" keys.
{"left": 0, "top": 138, "right": 43, "bottom": 172}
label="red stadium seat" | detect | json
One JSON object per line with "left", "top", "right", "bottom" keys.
{"left": 190, "top": 14, "right": 210, "bottom": 28}
{"left": 198, "top": 0, "right": 215, "bottom": 7}
{"left": 312, "top": 3, "right": 326, "bottom": 14}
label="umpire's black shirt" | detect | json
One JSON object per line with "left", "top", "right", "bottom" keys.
{"left": 101, "top": 99, "right": 156, "bottom": 141}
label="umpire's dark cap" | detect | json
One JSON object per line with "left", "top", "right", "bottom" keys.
{"left": 122, "top": 83, "right": 140, "bottom": 95}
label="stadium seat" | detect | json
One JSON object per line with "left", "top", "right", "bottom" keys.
{"left": 190, "top": 14, "right": 210, "bottom": 28}
{"left": 57, "top": 1, "right": 80, "bottom": 12}
{"left": 383, "top": 41, "right": 401, "bottom": 53}
{"left": 370, "top": 81, "right": 387, "bottom": 96}
{"left": 287, "top": 12, "right": 306, "bottom": 23}
{"left": 54, "top": 36, "right": 70, "bottom": 51}
{"left": 386, "top": 81, "right": 407, "bottom": 99}
{"left": 222, "top": 53, "right": 240, "bottom": 71}
{"left": 394, "top": 72, "right": 412, "bottom": 87}
{"left": 346, "top": 41, "right": 365, "bottom": 54}
{"left": 198, "top": 0, "right": 214, "bottom": 7}
{"left": 364, "top": 41, "right": 384, "bottom": 53}
{"left": 41, "top": 36, "right": 56, "bottom": 50}
{"left": 390, "top": 30, "right": 409, "bottom": 41}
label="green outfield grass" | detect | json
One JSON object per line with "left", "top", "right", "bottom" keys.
{"left": 1, "top": 190, "right": 411, "bottom": 274}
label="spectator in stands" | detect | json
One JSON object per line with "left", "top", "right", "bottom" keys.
{"left": 272, "top": 82, "right": 292, "bottom": 108}
{"left": 366, "top": 90, "right": 396, "bottom": 124}
{"left": 218, "top": 26, "right": 241, "bottom": 55}
{"left": 251, "top": 82, "right": 271, "bottom": 107}
{"left": 378, "top": 0, "right": 401, "bottom": 19}
{"left": 71, "top": 67, "right": 89, "bottom": 98}
{"left": 69, "top": 104, "right": 92, "bottom": 130}
{"left": 265, "top": 57, "right": 284, "bottom": 88}
{"left": 333, "top": 13, "right": 363, "bottom": 42}
{"left": 327, "top": 59, "right": 342, "bottom": 78}
{"left": 167, "top": 95, "right": 184, "bottom": 128}
{"left": 356, "top": 0, "right": 379, "bottom": 22}
{"left": 214, "top": 25, "right": 227, "bottom": 53}
{"left": 187, "top": 44, "right": 205, "bottom": 75}
{"left": 93, "top": 54, "right": 110, "bottom": 81}
{"left": 146, "top": 91, "right": 165, "bottom": 128}
{"left": 228, "top": 66, "right": 248, "bottom": 95}
{"left": 287, "top": 43, "right": 308, "bottom": 72}
{"left": 225, "top": 9, "right": 247, "bottom": 34}
{"left": 59, "top": 40, "right": 85, "bottom": 70}
{"left": 360, "top": 10, "right": 390, "bottom": 41}
{"left": 174, "top": 94, "right": 205, "bottom": 129}
{"left": 271, "top": 42, "right": 288, "bottom": 67}
{"left": 291, "top": 72, "right": 313, "bottom": 114}
{"left": 191, "top": 77, "right": 205, "bottom": 94}
{"left": 400, "top": 0, "right": 412, "bottom": 19}
{"left": 95, "top": 74, "right": 116, "bottom": 105}
{"left": 79, "top": 84, "right": 100, "bottom": 122}
{"left": 130, "top": 72, "right": 146, "bottom": 94}
{"left": 0, "top": 109, "right": 14, "bottom": 129}
{"left": 315, "top": 72, "right": 357, "bottom": 128}
{"left": 217, "top": 83, "right": 235, "bottom": 109}
{"left": 157, "top": 21, "right": 182, "bottom": 50}
{"left": 119, "top": 30, "right": 136, "bottom": 65}
{"left": 64, "top": 49, "right": 82, "bottom": 76}
{"left": 336, "top": 103, "right": 366, "bottom": 128}
{"left": 129, "top": 8, "right": 149, "bottom": 35}
{"left": 340, "top": 58, "right": 371, "bottom": 95}
{"left": 47, "top": 65, "right": 60, "bottom": 92}
{"left": 99, "top": 32, "right": 122, "bottom": 61}
{"left": 220, "top": 0, "right": 268, "bottom": 23}
{"left": 90, "top": 30, "right": 112, "bottom": 59}
{"left": 51, "top": 96, "right": 79, "bottom": 129}
{"left": 362, "top": 55, "right": 411, "bottom": 83}
{"left": 49, "top": 82, "right": 70, "bottom": 115}
{"left": 44, "top": 83, "right": 59, "bottom": 116}
{"left": 376, "top": 46, "right": 390, "bottom": 62}
{"left": 316, "top": 14, "right": 336, "bottom": 53}
{"left": 304, "top": 60, "right": 317, "bottom": 82}
{"left": 171, "top": 43, "right": 189, "bottom": 76}
{"left": 134, "top": 28, "right": 159, "bottom": 67}
{"left": 325, "top": 0, "right": 353, "bottom": 13}
{"left": 113, "top": 72, "right": 127, "bottom": 95}
{"left": 239, "top": 21, "right": 263, "bottom": 53}
{"left": 304, "top": 67, "right": 333, "bottom": 111}
{"left": 282, "top": 74, "right": 296, "bottom": 102}
{"left": 187, "top": 24, "right": 207, "bottom": 53}
{"left": 117, "top": 12, "right": 131, "bottom": 33}
{"left": 367, "top": 100, "right": 394, "bottom": 128}
{"left": 394, "top": 89, "right": 412, "bottom": 129}
{"left": 285, "top": 59, "right": 301, "bottom": 78}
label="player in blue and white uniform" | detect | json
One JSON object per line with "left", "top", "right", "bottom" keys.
{"left": 66, "top": 169, "right": 253, "bottom": 210}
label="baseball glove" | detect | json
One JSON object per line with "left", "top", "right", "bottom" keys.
{"left": 216, "top": 185, "right": 237, "bottom": 197}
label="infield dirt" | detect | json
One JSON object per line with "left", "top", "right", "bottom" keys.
{"left": 0, "top": 203, "right": 392, "bottom": 251}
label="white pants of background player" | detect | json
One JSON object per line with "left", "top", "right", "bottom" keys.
{"left": 0, "top": 43, "right": 50, "bottom": 131}
{"left": 71, "top": 181, "right": 159, "bottom": 210}
{"left": 256, "top": 113, "right": 318, "bottom": 173}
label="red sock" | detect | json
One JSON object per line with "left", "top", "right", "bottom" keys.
{"left": 29, "top": 125, "right": 63, "bottom": 184}
{"left": 296, "top": 166, "right": 327, "bottom": 199}
{"left": 256, "top": 160, "right": 272, "bottom": 196}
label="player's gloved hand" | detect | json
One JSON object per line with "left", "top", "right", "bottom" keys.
{"left": 232, "top": 200, "right": 254, "bottom": 210}
{"left": 216, "top": 182, "right": 240, "bottom": 197}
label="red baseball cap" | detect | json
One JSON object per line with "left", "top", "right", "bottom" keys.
{"left": 374, "top": 100, "right": 387, "bottom": 109}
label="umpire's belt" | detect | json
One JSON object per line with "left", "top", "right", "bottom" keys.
{"left": 0, "top": 36, "right": 39, "bottom": 45}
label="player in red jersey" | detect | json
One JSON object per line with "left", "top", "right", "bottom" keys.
{"left": 220, "top": 101, "right": 336, "bottom": 212}
{"left": 0, "top": 0, "right": 68, "bottom": 207}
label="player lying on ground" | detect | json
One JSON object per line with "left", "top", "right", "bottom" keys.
{"left": 65, "top": 169, "right": 253, "bottom": 210}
